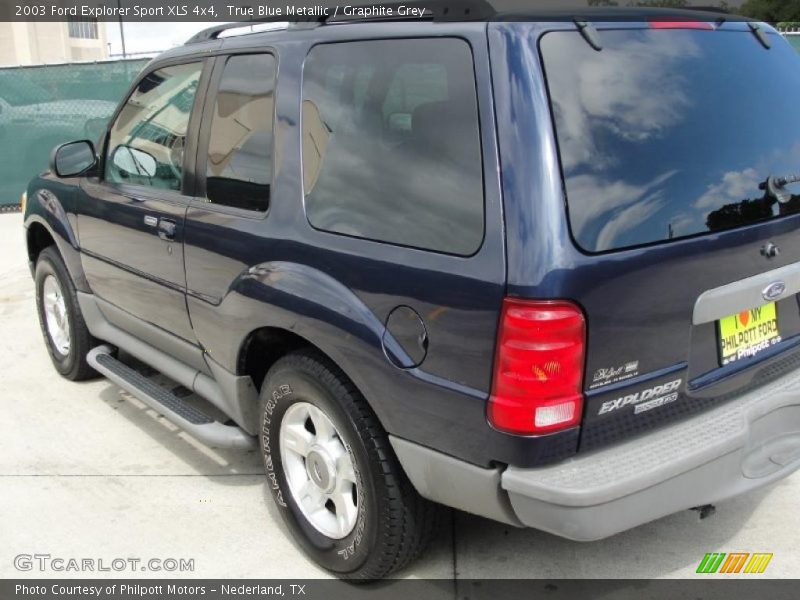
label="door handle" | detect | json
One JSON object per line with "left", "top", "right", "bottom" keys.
{"left": 143, "top": 215, "right": 158, "bottom": 227}
{"left": 157, "top": 218, "right": 177, "bottom": 241}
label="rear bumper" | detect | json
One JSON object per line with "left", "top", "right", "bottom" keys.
{"left": 392, "top": 364, "right": 800, "bottom": 540}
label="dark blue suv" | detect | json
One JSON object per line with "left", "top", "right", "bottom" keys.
{"left": 22, "top": 5, "right": 800, "bottom": 579}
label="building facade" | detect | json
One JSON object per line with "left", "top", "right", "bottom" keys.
{"left": 0, "top": 20, "right": 108, "bottom": 67}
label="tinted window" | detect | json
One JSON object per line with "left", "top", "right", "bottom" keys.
{"left": 302, "top": 39, "right": 483, "bottom": 255}
{"left": 105, "top": 62, "right": 202, "bottom": 191}
{"left": 541, "top": 29, "right": 800, "bottom": 252}
{"left": 205, "top": 54, "right": 276, "bottom": 212}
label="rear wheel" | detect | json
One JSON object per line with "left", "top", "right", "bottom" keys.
{"left": 259, "top": 350, "right": 441, "bottom": 580}
{"left": 34, "top": 246, "right": 97, "bottom": 380}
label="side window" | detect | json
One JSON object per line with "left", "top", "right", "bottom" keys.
{"left": 382, "top": 64, "right": 448, "bottom": 126}
{"left": 105, "top": 62, "right": 202, "bottom": 192}
{"left": 302, "top": 39, "right": 484, "bottom": 256}
{"left": 204, "top": 54, "right": 276, "bottom": 212}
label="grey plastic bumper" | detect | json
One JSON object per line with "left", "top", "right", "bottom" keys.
{"left": 503, "top": 366, "right": 800, "bottom": 540}
{"left": 393, "top": 365, "right": 800, "bottom": 540}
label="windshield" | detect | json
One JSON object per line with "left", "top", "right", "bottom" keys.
{"left": 540, "top": 28, "right": 800, "bottom": 253}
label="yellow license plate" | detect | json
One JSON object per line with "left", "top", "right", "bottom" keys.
{"left": 718, "top": 303, "right": 781, "bottom": 365}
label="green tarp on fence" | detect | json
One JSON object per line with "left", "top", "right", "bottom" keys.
{"left": 0, "top": 59, "right": 148, "bottom": 205}
{"left": 788, "top": 35, "right": 800, "bottom": 52}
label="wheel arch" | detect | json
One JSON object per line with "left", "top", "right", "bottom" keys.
{"left": 238, "top": 326, "right": 312, "bottom": 392}
{"left": 235, "top": 323, "right": 393, "bottom": 435}
{"left": 195, "top": 260, "right": 401, "bottom": 435}
{"left": 24, "top": 183, "right": 90, "bottom": 293}
{"left": 26, "top": 220, "right": 56, "bottom": 265}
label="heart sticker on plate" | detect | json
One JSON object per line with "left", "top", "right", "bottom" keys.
{"left": 739, "top": 310, "right": 750, "bottom": 327}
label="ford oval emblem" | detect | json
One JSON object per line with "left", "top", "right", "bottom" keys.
{"left": 763, "top": 281, "right": 787, "bottom": 302}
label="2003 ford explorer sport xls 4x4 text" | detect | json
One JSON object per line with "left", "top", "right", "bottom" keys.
{"left": 20, "top": 3, "right": 800, "bottom": 580}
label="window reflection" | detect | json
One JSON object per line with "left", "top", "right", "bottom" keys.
{"left": 105, "top": 62, "right": 202, "bottom": 191}
{"left": 302, "top": 39, "right": 484, "bottom": 256}
{"left": 205, "top": 54, "right": 276, "bottom": 212}
{"left": 541, "top": 29, "right": 800, "bottom": 252}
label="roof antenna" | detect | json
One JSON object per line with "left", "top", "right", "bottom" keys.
{"left": 575, "top": 19, "right": 603, "bottom": 51}
{"left": 748, "top": 22, "right": 772, "bottom": 49}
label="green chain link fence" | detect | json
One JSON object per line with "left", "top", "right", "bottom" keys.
{"left": 787, "top": 34, "right": 800, "bottom": 53}
{"left": 0, "top": 58, "right": 149, "bottom": 205}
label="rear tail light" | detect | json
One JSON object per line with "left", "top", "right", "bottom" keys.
{"left": 648, "top": 19, "right": 714, "bottom": 30}
{"left": 488, "top": 299, "right": 586, "bottom": 435}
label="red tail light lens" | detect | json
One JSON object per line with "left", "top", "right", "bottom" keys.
{"left": 488, "top": 299, "right": 586, "bottom": 435}
{"left": 649, "top": 20, "right": 714, "bottom": 30}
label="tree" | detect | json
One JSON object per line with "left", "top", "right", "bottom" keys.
{"left": 739, "top": 0, "right": 800, "bottom": 22}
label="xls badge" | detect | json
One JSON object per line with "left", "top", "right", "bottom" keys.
{"left": 590, "top": 360, "right": 639, "bottom": 390}
{"left": 598, "top": 379, "right": 682, "bottom": 416}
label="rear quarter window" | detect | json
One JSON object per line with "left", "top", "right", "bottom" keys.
{"left": 541, "top": 28, "right": 800, "bottom": 253}
{"left": 301, "top": 38, "right": 484, "bottom": 256}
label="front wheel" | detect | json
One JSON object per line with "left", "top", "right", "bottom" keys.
{"left": 259, "top": 350, "right": 441, "bottom": 580}
{"left": 34, "top": 246, "right": 97, "bottom": 380}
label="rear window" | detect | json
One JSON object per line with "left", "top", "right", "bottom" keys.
{"left": 541, "top": 28, "right": 800, "bottom": 253}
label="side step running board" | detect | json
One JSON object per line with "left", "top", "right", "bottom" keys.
{"left": 87, "top": 346, "right": 256, "bottom": 449}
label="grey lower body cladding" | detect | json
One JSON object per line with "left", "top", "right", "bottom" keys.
{"left": 393, "top": 365, "right": 800, "bottom": 540}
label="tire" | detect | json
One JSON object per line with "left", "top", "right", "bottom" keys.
{"left": 34, "top": 246, "right": 98, "bottom": 381}
{"left": 259, "top": 350, "right": 441, "bottom": 580}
